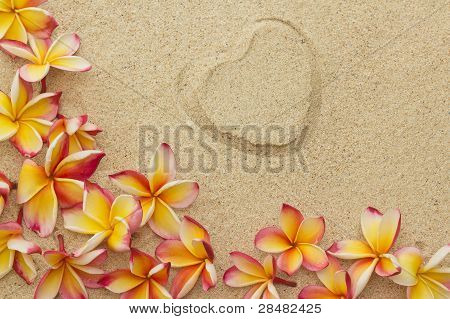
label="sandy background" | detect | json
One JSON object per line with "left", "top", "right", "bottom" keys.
{"left": 0, "top": 0, "right": 449, "bottom": 298}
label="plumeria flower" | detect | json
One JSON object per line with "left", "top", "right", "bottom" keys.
{"left": 327, "top": 207, "right": 401, "bottom": 297}
{"left": 298, "top": 253, "right": 353, "bottom": 299}
{"left": 0, "top": 211, "right": 41, "bottom": 284}
{"left": 0, "top": 0, "right": 57, "bottom": 43}
{"left": 0, "top": 71, "right": 60, "bottom": 157}
{"left": 156, "top": 216, "right": 217, "bottom": 298}
{"left": 223, "top": 252, "right": 297, "bottom": 299}
{"left": 34, "top": 235, "right": 107, "bottom": 299}
{"left": 62, "top": 181, "right": 142, "bottom": 255}
{"left": 100, "top": 248, "right": 171, "bottom": 299}
{"left": 254, "top": 204, "right": 328, "bottom": 275}
{"left": 49, "top": 114, "right": 102, "bottom": 154}
{"left": 0, "top": 33, "right": 92, "bottom": 83}
{"left": 0, "top": 171, "right": 13, "bottom": 215}
{"left": 390, "top": 245, "right": 449, "bottom": 299}
{"left": 109, "top": 143, "right": 199, "bottom": 239}
{"left": 16, "top": 133, "right": 105, "bottom": 237}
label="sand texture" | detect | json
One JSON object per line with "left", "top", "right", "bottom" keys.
{"left": 0, "top": 0, "right": 449, "bottom": 298}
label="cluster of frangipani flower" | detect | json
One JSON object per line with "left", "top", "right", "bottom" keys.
{"left": 223, "top": 204, "right": 449, "bottom": 299}
{"left": 0, "top": 1, "right": 448, "bottom": 300}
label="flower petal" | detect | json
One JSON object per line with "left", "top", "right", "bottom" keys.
{"left": 298, "top": 285, "right": 339, "bottom": 299}
{"left": 69, "top": 248, "right": 107, "bottom": 267}
{"left": 18, "top": 91, "right": 61, "bottom": 121}
{"left": 263, "top": 281, "right": 280, "bottom": 299}
{"left": 360, "top": 207, "right": 382, "bottom": 252}
{"left": 149, "top": 143, "right": 176, "bottom": 194}
{"left": 120, "top": 281, "right": 149, "bottom": 299}
{"left": 107, "top": 219, "right": 132, "bottom": 252}
{"left": 59, "top": 264, "right": 88, "bottom": 299}
{"left": 155, "top": 239, "right": 201, "bottom": 267}
{"left": 13, "top": 252, "right": 37, "bottom": 284}
{"left": 62, "top": 204, "right": 106, "bottom": 235}
{"left": 73, "top": 230, "right": 112, "bottom": 257}
{"left": 347, "top": 257, "right": 378, "bottom": 298}
{"left": 333, "top": 270, "right": 352, "bottom": 298}
{"left": 140, "top": 197, "right": 155, "bottom": 226}
{"left": 179, "top": 215, "right": 211, "bottom": 258}
{"left": 407, "top": 278, "right": 434, "bottom": 299}
{"left": 23, "top": 182, "right": 58, "bottom": 237}
{"left": 71, "top": 266, "right": 104, "bottom": 289}
{"left": 3, "top": 17, "right": 27, "bottom": 43}
{"left": 109, "top": 170, "right": 151, "bottom": 197}
{"left": 0, "top": 13, "right": 15, "bottom": 39}
{"left": 223, "top": 266, "right": 266, "bottom": 287}
{"left": 110, "top": 195, "right": 142, "bottom": 233}
{"left": 276, "top": 247, "right": 303, "bottom": 276}
{"left": 16, "top": 7, "right": 57, "bottom": 38}
{"left": 7, "top": 234, "right": 41, "bottom": 254}
{"left": 149, "top": 280, "right": 172, "bottom": 299}
{"left": 148, "top": 262, "right": 170, "bottom": 285}
{"left": 50, "top": 56, "right": 92, "bottom": 72}
{"left": 10, "top": 70, "right": 32, "bottom": 113}
{"left": 100, "top": 269, "right": 145, "bottom": 293}
{"left": 0, "top": 90, "right": 14, "bottom": 119}
{"left": 54, "top": 150, "right": 105, "bottom": 180}
{"left": 27, "top": 35, "right": 51, "bottom": 61}
{"left": 13, "top": 1, "right": 48, "bottom": 10}
{"left": 298, "top": 243, "right": 329, "bottom": 271}
{"left": 19, "top": 63, "right": 50, "bottom": 82}
{"left": 130, "top": 248, "right": 157, "bottom": 278}
{"left": 0, "top": 39, "right": 37, "bottom": 61}
{"left": 10, "top": 122, "right": 43, "bottom": 157}
{"left": 376, "top": 208, "right": 401, "bottom": 254}
{"left": 34, "top": 266, "right": 64, "bottom": 299}
{"left": 254, "top": 227, "right": 292, "bottom": 253}
{"left": 422, "top": 244, "right": 450, "bottom": 272}
{"left": 156, "top": 180, "right": 199, "bottom": 208}
{"left": 0, "top": 222, "right": 22, "bottom": 239}
{"left": 296, "top": 216, "right": 325, "bottom": 245}
{"left": 263, "top": 255, "right": 276, "bottom": 278}
{"left": 53, "top": 178, "right": 84, "bottom": 208}
{"left": 45, "top": 132, "right": 69, "bottom": 176}
{"left": 201, "top": 259, "right": 217, "bottom": 291}
{"left": 21, "top": 118, "right": 52, "bottom": 141}
{"left": 170, "top": 263, "right": 204, "bottom": 299}
{"left": 327, "top": 240, "right": 376, "bottom": 259}
{"left": 424, "top": 268, "right": 450, "bottom": 289}
{"left": 375, "top": 255, "right": 401, "bottom": 277}
{"left": 316, "top": 253, "right": 343, "bottom": 294}
{"left": 45, "top": 33, "right": 80, "bottom": 61}
{"left": 0, "top": 248, "right": 14, "bottom": 279}
{"left": 82, "top": 181, "right": 113, "bottom": 229}
{"left": 0, "top": 114, "right": 19, "bottom": 140}
{"left": 280, "top": 203, "right": 304, "bottom": 243}
{"left": 244, "top": 282, "right": 268, "bottom": 299}
{"left": 229, "top": 251, "right": 266, "bottom": 278}
{"left": 149, "top": 198, "right": 180, "bottom": 240}
{"left": 43, "top": 250, "right": 67, "bottom": 268}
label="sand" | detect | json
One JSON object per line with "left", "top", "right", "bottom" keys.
{"left": 0, "top": 0, "right": 448, "bottom": 299}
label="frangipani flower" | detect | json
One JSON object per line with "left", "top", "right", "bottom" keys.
{"left": 390, "top": 245, "right": 449, "bottom": 299}
{"left": 0, "top": 71, "right": 60, "bottom": 157}
{"left": 110, "top": 143, "right": 199, "bottom": 239}
{"left": 327, "top": 207, "right": 401, "bottom": 297}
{"left": 17, "top": 133, "right": 105, "bottom": 237}
{"left": 254, "top": 204, "right": 328, "bottom": 275}
{"left": 100, "top": 248, "right": 171, "bottom": 299}
{"left": 34, "top": 235, "right": 107, "bottom": 299}
{"left": 62, "top": 181, "right": 142, "bottom": 255}
{"left": 298, "top": 253, "right": 353, "bottom": 299}
{"left": 0, "top": 0, "right": 57, "bottom": 43}
{"left": 223, "top": 252, "right": 297, "bottom": 299}
{"left": 49, "top": 114, "right": 102, "bottom": 154}
{"left": 0, "top": 171, "right": 13, "bottom": 215}
{"left": 0, "top": 33, "right": 91, "bottom": 82}
{"left": 0, "top": 212, "right": 41, "bottom": 284}
{"left": 156, "top": 216, "right": 217, "bottom": 298}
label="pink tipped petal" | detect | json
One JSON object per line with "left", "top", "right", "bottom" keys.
{"left": 13, "top": 252, "right": 37, "bottom": 284}
{"left": 327, "top": 240, "right": 376, "bottom": 259}
{"left": 50, "top": 56, "right": 92, "bottom": 72}
{"left": 376, "top": 208, "right": 401, "bottom": 254}
{"left": 23, "top": 182, "right": 58, "bottom": 238}
{"left": 201, "top": 260, "right": 217, "bottom": 291}
{"left": 130, "top": 248, "right": 157, "bottom": 278}
{"left": 223, "top": 266, "right": 266, "bottom": 287}
{"left": 17, "top": 159, "right": 49, "bottom": 204}
{"left": 157, "top": 180, "right": 199, "bottom": 208}
{"left": 229, "top": 252, "right": 266, "bottom": 278}
{"left": 375, "top": 255, "right": 401, "bottom": 277}
{"left": 45, "top": 33, "right": 80, "bottom": 61}
{"left": 244, "top": 282, "right": 268, "bottom": 299}
{"left": 59, "top": 265, "right": 88, "bottom": 299}
{"left": 10, "top": 122, "right": 43, "bottom": 157}
{"left": 296, "top": 216, "right": 325, "bottom": 245}
{"left": 53, "top": 178, "right": 84, "bottom": 209}
{"left": 348, "top": 258, "right": 378, "bottom": 298}
{"left": 19, "top": 63, "right": 50, "bottom": 82}
{"left": 361, "top": 207, "right": 382, "bottom": 251}
{"left": 7, "top": 235, "right": 41, "bottom": 254}
{"left": 18, "top": 91, "right": 61, "bottom": 121}
{"left": 298, "top": 243, "right": 329, "bottom": 271}
{"left": 149, "top": 199, "right": 180, "bottom": 240}
{"left": 148, "top": 143, "right": 176, "bottom": 193}
{"left": 280, "top": 203, "right": 304, "bottom": 243}
{"left": 170, "top": 263, "right": 204, "bottom": 299}
{"left": 0, "top": 39, "right": 38, "bottom": 61}
{"left": 298, "top": 285, "right": 339, "bottom": 299}
{"left": 34, "top": 266, "right": 64, "bottom": 299}
{"left": 155, "top": 240, "right": 201, "bottom": 267}
{"left": 54, "top": 150, "right": 105, "bottom": 180}
{"left": 254, "top": 227, "right": 292, "bottom": 253}
{"left": 107, "top": 219, "right": 132, "bottom": 253}
{"left": 277, "top": 247, "right": 303, "bottom": 276}
{"left": 100, "top": 269, "right": 145, "bottom": 293}
{"left": 391, "top": 247, "right": 423, "bottom": 286}
{"left": 422, "top": 244, "right": 450, "bottom": 272}
{"left": 109, "top": 170, "right": 151, "bottom": 197}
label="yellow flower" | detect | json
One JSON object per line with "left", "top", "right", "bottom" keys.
{"left": 0, "top": 0, "right": 57, "bottom": 43}
{"left": 390, "top": 245, "right": 449, "bottom": 299}
{"left": 0, "top": 33, "right": 91, "bottom": 82}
